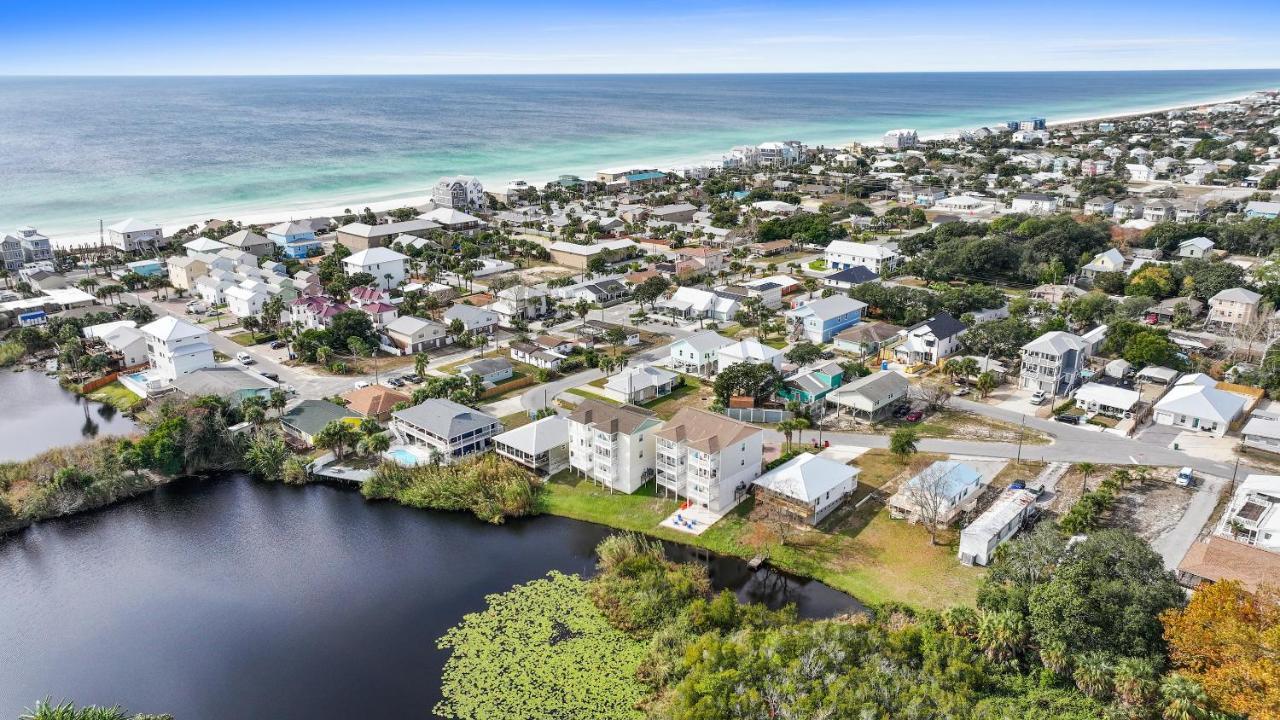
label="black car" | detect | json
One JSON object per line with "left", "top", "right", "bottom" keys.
{"left": 1053, "top": 413, "right": 1082, "bottom": 425}
{"left": 269, "top": 340, "right": 287, "bottom": 350}
{"left": 385, "top": 377, "right": 405, "bottom": 388}
{"left": 892, "top": 404, "right": 911, "bottom": 419}
{"left": 403, "top": 373, "right": 423, "bottom": 384}
{"left": 260, "top": 372, "right": 279, "bottom": 382}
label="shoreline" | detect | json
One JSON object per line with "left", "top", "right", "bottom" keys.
{"left": 47, "top": 86, "right": 1265, "bottom": 248}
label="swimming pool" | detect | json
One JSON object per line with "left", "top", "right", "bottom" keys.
{"left": 385, "top": 448, "right": 421, "bottom": 466}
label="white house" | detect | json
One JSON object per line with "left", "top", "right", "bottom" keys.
{"left": 893, "top": 312, "right": 967, "bottom": 365}
{"left": 716, "top": 339, "right": 784, "bottom": 373}
{"left": 655, "top": 408, "right": 764, "bottom": 512}
{"left": 1080, "top": 248, "right": 1125, "bottom": 280}
{"left": 493, "top": 415, "right": 570, "bottom": 475}
{"left": 140, "top": 316, "right": 215, "bottom": 384}
{"left": 1153, "top": 380, "right": 1246, "bottom": 437}
{"left": 824, "top": 240, "right": 901, "bottom": 274}
{"left": 605, "top": 366, "right": 678, "bottom": 404}
{"left": 107, "top": 219, "right": 165, "bottom": 252}
{"left": 1178, "top": 236, "right": 1215, "bottom": 259}
{"left": 343, "top": 247, "right": 409, "bottom": 290}
{"left": 567, "top": 399, "right": 663, "bottom": 494}
{"left": 669, "top": 331, "right": 734, "bottom": 376}
{"left": 888, "top": 460, "right": 985, "bottom": 524}
{"left": 752, "top": 453, "right": 860, "bottom": 525}
{"left": 882, "top": 129, "right": 918, "bottom": 150}
{"left": 1073, "top": 382, "right": 1140, "bottom": 418}
{"left": 1010, "top": 193, "right": 1058, "bottom": 215}
{"left": 658, "top": 286, "right": 739, "bottom": 322}
{"left": 224, "top": 283, "right": 268, "bottom": 318}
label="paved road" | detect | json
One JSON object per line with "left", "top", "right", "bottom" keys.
{"left": 1152, "top": 475, "right": 1226, "bottom": 570}
{"left": 518, "top": 334, "right": 677, "bottom": 411}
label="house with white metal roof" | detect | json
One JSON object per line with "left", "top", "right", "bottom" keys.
{"left": 752, "top": 453, "right": 860, "bottom": 525}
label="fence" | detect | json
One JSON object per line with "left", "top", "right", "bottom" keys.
{"left": 725, "top": 407, "right": 792, "bottom": 424}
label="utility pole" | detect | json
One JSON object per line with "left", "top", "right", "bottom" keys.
{"left": 1016, "top": 413, "right": 1026, "bottom": 465}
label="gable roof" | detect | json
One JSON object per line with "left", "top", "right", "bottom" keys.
{"left": 833, "top": 370, "right": 908, "bottom": 404}
{"left": 1211, "top": 287, "right": 1261, "bottom": 305}
{"left": 904, "top": 312, "right": 966, "bottom": 341}
{"left": 281, "top": 399, "right": 359, "bottom": 437}
{"left": 675, "top": 330, "right": 734, "bottom": 354}
{"left": 344, "top": 247, "right": 409, "bottom": 265}
{"left": 825, "top": 266, "right": 880, "bottom": 284}
{"left": 1022, "top": 330, "right": 1088, "bottom": 355}
{"left": 1155, "top": 384, "right": 1246, "bottom": 424}
{"left": 140, "top": 316, "right": 208, "bottom": 343}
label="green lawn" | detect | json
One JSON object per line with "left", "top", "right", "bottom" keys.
{"left": 88, "top": 381, "right": 143, "bottom": 411}
{"left": 807, "top": 259, "right": 827, "bottom": 271}
{"left": 228, "top": 332, "right": 275, "bottom": 347}
{"left": 639, "top": 375, "right": 704, "bottom": 420}
{"left": 537, "top": 449, "right": 985, "bottom": 610}
{"left": 564, "top": 387, "right": 620, "bottom": 405}
{"left": 499, "top": 411, "right": 534, "bottom": 429}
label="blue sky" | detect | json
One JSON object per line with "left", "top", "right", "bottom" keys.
{"left": 2, "top": 0, "right": 1278, "bottom": 75}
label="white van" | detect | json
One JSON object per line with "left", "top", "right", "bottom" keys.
{"left": 236, "top": 352, "right": 254, "bottom": 365}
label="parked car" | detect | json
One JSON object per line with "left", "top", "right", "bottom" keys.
{"left": 385, "top": 377, "right": 405, "bottom": 388}
{"left": 185, "top": 301, "right": 207, "bottom": 314}
{"left": 1010, "top": 480, "right": 1026, "bottom": 490}
{"left": 354, "top": 380, "right": 371, "bottom": 389}
{"left": 269, "top": 340, "right": 287, "bottom": 350}
{"left": 260, "top": 371, "right": 279, "bottom": 382}
{"left": 1054, "top": 413, "right": 1081, "bottom": 425}
{"left": 1030, "top": 390, "right": 1048, "bottom": 405}
{"left": 403, "top": 373, "right": 423, "bottom": 384}
{"left": 954, "top": 386, "right": 970, "bottom": 397}
{"left": 235, "top": 352, "right": 254, "bottom": 365}
{"left": 893, "top": 404, "right": 911, "bottom": 419}
{"left": 1176, "top": 467, "right": 1196, "bottom": 488}
{"left": 905, "top": 409, "right": 924, "bottom": 422}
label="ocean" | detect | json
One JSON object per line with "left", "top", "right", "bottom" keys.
{"left": 2, "top": 70, "right": 1279, "bottom": 242}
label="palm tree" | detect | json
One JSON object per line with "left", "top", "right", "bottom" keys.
{"left": 975, "top": 371, "right": 997, "bottom": 399}
{"left": 1160, "top": 674, "right": 1211, "bottom": 720}
{"left": 1113, "top": 657, "right": 1158, "bottom": 712}
{"left": 977, "top": 609, "right": 1028, "bottom": 664}
{"left": 268, "top": 388, "right": 288, "bottom": 419}
{"left": 1077, "top": 462, "right": 1097, "bottom": 492}
{"left": 777, "top": 419, "right": 801, "bottom": 451}
{"left": 241, "top": 395, "right": 268, "bottom": 428}
{"left": 414, "top": 353, "right": 429, "bottom": 378}
{"left": 1073, "top": 651, "right": 1114, "bottom": 700}
{"left": 314, "top": 420, "right": 359, "bottom": 460}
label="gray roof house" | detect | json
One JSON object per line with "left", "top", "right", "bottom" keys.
{"left": 281, "top": 399, "right": 359, "bottom": 446}
{"left": 390, "top": 398, "right": 501, "bottom": 463}
{"left": 829, "top": 370, "right": 909, "bottom": 422}
{"left": 443, "top": 304, "right": 499, "bottom": 333}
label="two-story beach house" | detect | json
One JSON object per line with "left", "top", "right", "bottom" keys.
{"left": 824, "top": 240, "right": 901, "bottom": 275}
{"left": 266, "top": 221, "right": 324, "bottom": 259}
{"left": 893, "top": 312, "right": 966, "bottom": 366}
{"left": 785, "top": 296, "right": 866, "bottom": 343}
{"left": 342, "top": 247, "right": 409, "bottom": 290}
{"left": 669, "top": 331, "right": 734, "bottom": 376}
{"left": 1207, "top": 288, "right": 1262, "bottom": 333}
{"left": 390, "top": 398, "right": 501, "bottom": 464}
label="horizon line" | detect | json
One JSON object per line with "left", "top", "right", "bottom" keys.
{"left": 3, "top": 67, "right": 1280, "bottom": 80}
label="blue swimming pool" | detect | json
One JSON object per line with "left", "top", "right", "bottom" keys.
{"left": 386, "top": 448, "right": 419, "bottom": 466}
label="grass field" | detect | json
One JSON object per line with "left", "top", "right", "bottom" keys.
{"left": 88, "top": 381, "right": 143, "bottom": 411}
{"left": 539, "top": 447, "right": 985, "bottom": 609}
{"left": 639, "top": 375, "right": 705, "bottom": 419}
{"left": 564, "top": 387, "right": 621, "bottom": 405}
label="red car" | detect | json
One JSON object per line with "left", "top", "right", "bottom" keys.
{"left": 905, "top": 410, "right": 924, "bottom": 422}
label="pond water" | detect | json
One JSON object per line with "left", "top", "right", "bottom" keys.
{"left": 0, "top": 370, "right": 138, "bottom": 462}
{"left": 0, "top": 475, "right": 861, "bottom": 718}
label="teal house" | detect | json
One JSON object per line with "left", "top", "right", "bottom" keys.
{"left": 777, "top": 360, "right": 845, "bottom": 405}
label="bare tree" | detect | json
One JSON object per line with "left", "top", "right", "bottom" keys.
{"left": 905, "top": 463, "right": 953, "bottom": 545}
{"left": 916, "top": 380, "right": 953, "bottom": 411}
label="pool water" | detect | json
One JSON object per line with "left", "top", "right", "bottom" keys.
{"left": 386, "top": 448, "right": 420, "bottom": 466}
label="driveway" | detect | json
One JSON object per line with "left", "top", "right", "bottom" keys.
{"left": 1151, "top": 474, "right": 1226, "bottom": 570}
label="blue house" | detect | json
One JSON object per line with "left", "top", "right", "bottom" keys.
{"left": 778, "top": 360, "right": 845, "bottom": 405}
{"left": 785, "top": 296, "right": 867, "bottom": 343}
{"left": 1244, "top": 201, "right": 1280, "bottom": 220}
{"left": 266, "top": 221, "right": 323, "bottom": 259}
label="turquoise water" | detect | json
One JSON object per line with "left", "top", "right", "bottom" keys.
{"left": 2, "top": 71, "right": 1279, "bottom": 240}
{"left": 386, "top": 448, "right": 420, "bottom": 466}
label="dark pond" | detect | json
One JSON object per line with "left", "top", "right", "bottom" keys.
{"left": 0, "top": 474, "right": 860, "bottom": 718}
{"left": 0, "top": 370, "right": 138, "bottom": 462}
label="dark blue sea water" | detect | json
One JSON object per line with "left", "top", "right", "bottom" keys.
{"left": 1, "top": 70, "right": 1278, "bottom": 239}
